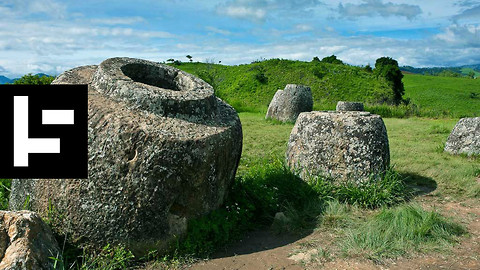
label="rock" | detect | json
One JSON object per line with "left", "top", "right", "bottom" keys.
{"left": 265, "top": 84, "right": 313, "bottom": 122}
{"left": 336, "top": 101, "right": 364, "bottom": 111}
{"left": 444, "top": 117, "right": 480, "bottom": 155}
{"left": 9, "top": 57, "right": 243, "bottom": 256}
{"left": 0, "top": 211, "right": 60, "bottom": 270}
{"left": 289, "top": 249, "right": 318, "bottom": 263}
{"left": 286, "top": 111, "right": 390, "bottom": 183}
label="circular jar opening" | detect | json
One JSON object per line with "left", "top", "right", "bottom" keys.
{"left": 121, "top": 63, "right": 180, "bottom": 91}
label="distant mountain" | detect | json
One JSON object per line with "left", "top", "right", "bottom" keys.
{"left": 0, "top": 75, "right": 13, "bottom": 84}
{"left": 462, "top": 64, "right": 480, "bottom": 70}
{"left": 400, "top": 64, "right": 480, "bottom": 78}
{"left": 35, "top": 73, "right": 53, "bottom": 78}
{"left": 0, "top": 73, "right": 54, "bottom": 84}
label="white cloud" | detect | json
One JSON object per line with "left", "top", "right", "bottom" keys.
{"left": 206, "top": 26, "right": 232, "bottom": 36}
{"left": 6, "top": 0, "right": 66, "bottom": 19}
{"left": 216, "top": 0, "right": 321, "bottom": 22}
{"left": 435, "top": 24, "right": 480, "bottom": 47}
{"left": 338, "top": 0, "right": 422, "bottom": 20}
{"left": 295, "top": 24, "right": 313, "bottom": 32}
{"left": 453, "top": 4, "right": 480, "bottom": 22}
{"left": 220, "top": 5, "right": 267, "bottom": 21}
{"left": 90, "top": 17, "right": 146, "bottom": 25}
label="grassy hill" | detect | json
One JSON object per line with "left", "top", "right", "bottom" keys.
{"left": 175, "top": 60, "right": 479, "bottom": 118}
{"left": 175, "top": 59, "right": 394, "bottom": 112}
{"left": 403, "top": 74, "right": 480, "bottom": 117}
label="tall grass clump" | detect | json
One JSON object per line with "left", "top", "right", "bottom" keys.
{"left": 342, "top": 204, "right": 466, "bottom": 259}
{"left": 309, "top": 168, "right": 409, "bottom": 209}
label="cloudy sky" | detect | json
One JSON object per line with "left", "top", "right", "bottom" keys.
{"left": 1, "top": 0, "right": 479, "bottom": 77}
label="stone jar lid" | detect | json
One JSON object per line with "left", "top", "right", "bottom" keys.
{"left": 336, "top": 101, "right": 364, "bottom": 111}
{"left": 91, "top": 57, "right": 217, "bottom": 120}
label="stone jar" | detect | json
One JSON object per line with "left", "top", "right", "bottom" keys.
{"left": 336, "top": 101, "right": 364, "bottom": 112}
{"left": 265, "top": 84, "right": 313, "bottom": 122}
{"left": 9, "top": 57, "right": 243, "bottom": 256}
{"left": 286, "top": 111, "right": 390, "bottom": 183}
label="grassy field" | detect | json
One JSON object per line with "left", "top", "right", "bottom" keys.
{"left": 403, "top": 74, "right": 480, "bottom": 117}
{"left": 240, "top": 113, "right": 480, "bottom": 198}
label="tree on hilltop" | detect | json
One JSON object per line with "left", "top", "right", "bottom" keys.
{"left": 374, "top": 57, "right": 405, "bottom": 105}
{"left": 13, "top": 73, "right": 54, "bottom": 85}
{"left": 321, "top": 55, "right": 344, "bottom": 65}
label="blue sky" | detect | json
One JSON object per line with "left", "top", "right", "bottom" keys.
{"left": 1, "top": 0, "right": 479, "bottom": 77}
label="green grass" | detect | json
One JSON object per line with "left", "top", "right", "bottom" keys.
{"left": 342, "top": 204, "right": 466, "bottom": 259}
{"left": 384, "top": 118, "right": 480, "bottom": 197}
{"left": 240, "top": 113, "right": 480, "bottom": 198}
{"left": 403, "top": 74, "right": 480, "bottom": 118}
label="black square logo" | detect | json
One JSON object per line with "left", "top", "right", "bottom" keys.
{"left": 0, "top": 84, "right": 88, "bottom": 179}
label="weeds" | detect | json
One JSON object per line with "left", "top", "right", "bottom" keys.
{"left": 78, "top": 245, "right": 135, "bottom": 270}
{"left": 0, "top": 179, "right": 11, "bottom": 210}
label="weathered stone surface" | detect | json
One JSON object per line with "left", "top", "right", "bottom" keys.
{"left": 9, "top": 57, "right": 243, "bottom": 256}
{"left": 286, "top": 111, "right": 390, "bottom": 182}
{"left": 336, "top": 101, "right": 364, "bottom": 111}
{"left": 265, "top": 84, "right": 313, "bottom": 122}
{"left": 0, "top": 211, "right": 60, "bottom": 270}
{"left": 444, "top": 117, "right": 480, "bottom": 155}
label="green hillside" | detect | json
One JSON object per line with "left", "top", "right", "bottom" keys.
{"left": 403, "top": 74, "right": 480, "bottom": 117}
{"left": 175, "top": 59, "right": 394, "bottom": 112}
{"left": 461, "top": 67, "right": 480, "bottom": 78}
{"left": 174, "top": 60, "right": 479, "bottom": 118}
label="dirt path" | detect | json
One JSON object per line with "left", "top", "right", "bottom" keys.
{"left": 188, "top": 197, "right": 480, "bottom": 270}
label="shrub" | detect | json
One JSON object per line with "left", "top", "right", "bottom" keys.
{"left": 309, "top": 168, "right": 409, "bottom": 209}
{"left": 321, "top": 55, "right": 344, "bottom": 65}
{"left": 12, "top": 73, "right": 54, "bottom": 85}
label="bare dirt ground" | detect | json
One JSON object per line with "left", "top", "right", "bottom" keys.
{"left": 187, "top": 195, "right": 480, "bottom": 270}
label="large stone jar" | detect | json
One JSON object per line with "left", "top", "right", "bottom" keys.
{"left": 9, "top": 57, "right": 243, "bottom": 255}
{"left": 286, "top": 111, "right": 390, "bottom": 183}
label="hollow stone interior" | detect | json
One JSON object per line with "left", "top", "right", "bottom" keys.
{"left": 121, "top": 63, "right": 180, "bottom": 91}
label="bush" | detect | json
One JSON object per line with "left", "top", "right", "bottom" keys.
{"left": 12, "top": 73, "right": 54, "bottom": 85}
{"left": 321, "top": 55, "right": 344, "bottom": 65}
